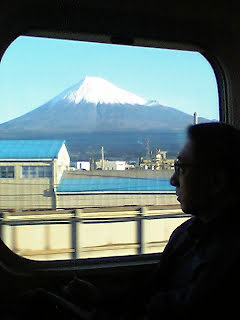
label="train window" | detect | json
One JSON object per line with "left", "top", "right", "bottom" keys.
{"left": 0, "top": 36, "right": 219, "bottom": 260}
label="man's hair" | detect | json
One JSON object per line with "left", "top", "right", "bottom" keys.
{"left": 187, "top": 122, "right": 240, "bottom": 185}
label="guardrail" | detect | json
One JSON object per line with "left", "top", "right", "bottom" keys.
{"left": 0, "top": 205, "right": 190, "bottom": 259}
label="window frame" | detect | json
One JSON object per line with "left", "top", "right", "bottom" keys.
{"left": 21, "top": 165, "right": 52, "bottom": 178}
{"left": 0, "top": 29, "right": 228, "bottom": 270}
{"left": 0, "top": 165, "right": 15, "bottom": 178}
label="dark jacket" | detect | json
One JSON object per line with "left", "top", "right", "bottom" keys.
{"left": 146, "top": 212, "right": 240, "bottom": 318}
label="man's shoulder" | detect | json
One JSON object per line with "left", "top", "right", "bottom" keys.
{"left": 162, "top": 217, "right": 194, "bottom": 254}
{"left": 169, "top": 216, "right": 194, "bottom": 240}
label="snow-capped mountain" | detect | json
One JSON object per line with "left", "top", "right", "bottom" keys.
{"left": 145, "top": 100, "right": 167, "bottom": 107}
{"left": 0, "top": 76, "right": 208, "bottom": 134}
{"left": 52, "top": 76, "right": 147, "bottom": 105}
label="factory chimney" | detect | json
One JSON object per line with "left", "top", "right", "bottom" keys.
{"left": 194, "top": 112, "right": 198, "bottom": 125}
{"left": 101, "top": 146, "right": 105, "bottom": 170}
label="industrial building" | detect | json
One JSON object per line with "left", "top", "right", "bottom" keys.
{"left": 0, "top": 140, "right": 70, "bottom": 209}
{"left": 139, "top": 148, "right": 171, "bottom": 170}
{"left": 95, "top": 160, "right": 126, "bottom": 170}
{"left": 94, "top": 146, "right": 126, "bottom": 170}
{"left": 0, "top": 140, "right": 177, "bottom": 210}
{"left": 74, "top": 161, "right": 91, "bottom": 171}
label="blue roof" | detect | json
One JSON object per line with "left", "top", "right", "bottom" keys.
{"left": 56, "top": 177, "right": 174, "bottom": 192}
{"left": 0, "top": 140, "right": 65, "bottom": 159}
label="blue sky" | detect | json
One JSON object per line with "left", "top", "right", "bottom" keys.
{"left": 0, "top": 36, "right": 219, "bottom": 124}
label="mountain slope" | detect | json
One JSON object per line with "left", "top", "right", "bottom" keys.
{"left": 0, "top": 76, "right": 206, "bottom": 133}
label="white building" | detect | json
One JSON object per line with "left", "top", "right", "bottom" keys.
{"left": 75, "top": 161, "right": 90, "bottom": 171}
{"left": 95, "top": 160, "right": 126, "bottom": 170}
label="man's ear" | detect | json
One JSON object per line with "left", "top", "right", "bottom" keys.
{"left": 209, "top": 170, "right": 227, "bottom": 194}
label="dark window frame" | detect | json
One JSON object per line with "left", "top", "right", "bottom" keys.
{"left": 0, "top": 166, "right": 15, "bottom": 178}
{"left": 0, "top": 29, "right": 227, "bottom": 269}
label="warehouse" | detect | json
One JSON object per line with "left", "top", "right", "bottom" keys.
{"left": 0, "top": 140, "right": 177, "bottom": 210}
{"left": 0, "top": 140, "right": 70, "bottom": 209}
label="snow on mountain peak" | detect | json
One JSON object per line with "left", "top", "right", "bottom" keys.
{"left": 145, "top": 100, "right": 169, "bottom": 107}
{"left": 62, "top": 76, "right": 147, "bottom": 105}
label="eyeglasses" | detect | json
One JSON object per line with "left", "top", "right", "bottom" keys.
{"left": 174, "top": 159, "right": 193, "bottom": 175}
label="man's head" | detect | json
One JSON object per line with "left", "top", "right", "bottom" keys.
{"left": 170, "top": 122, "right": 240, "bottom": 221}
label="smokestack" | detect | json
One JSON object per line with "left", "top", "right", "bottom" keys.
{"left": 194, "top": 112, "right": 198, "bottom": 125}
{"left": 101, "top": 146, "right": 104, "bottom": 170}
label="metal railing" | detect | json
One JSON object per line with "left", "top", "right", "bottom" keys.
{"left": 0, "top": 205, "right": 190, "bottom": 259}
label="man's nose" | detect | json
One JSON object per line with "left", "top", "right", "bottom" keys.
{"left": 170, "top": 171, "right": 179, "bottom": 187}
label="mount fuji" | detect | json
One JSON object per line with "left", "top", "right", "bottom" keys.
{"left": 0, "top": 76, "right": 208, "bottom": 134}
{"left": 54, "top": 76, "right": 148, "bottom": 106}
